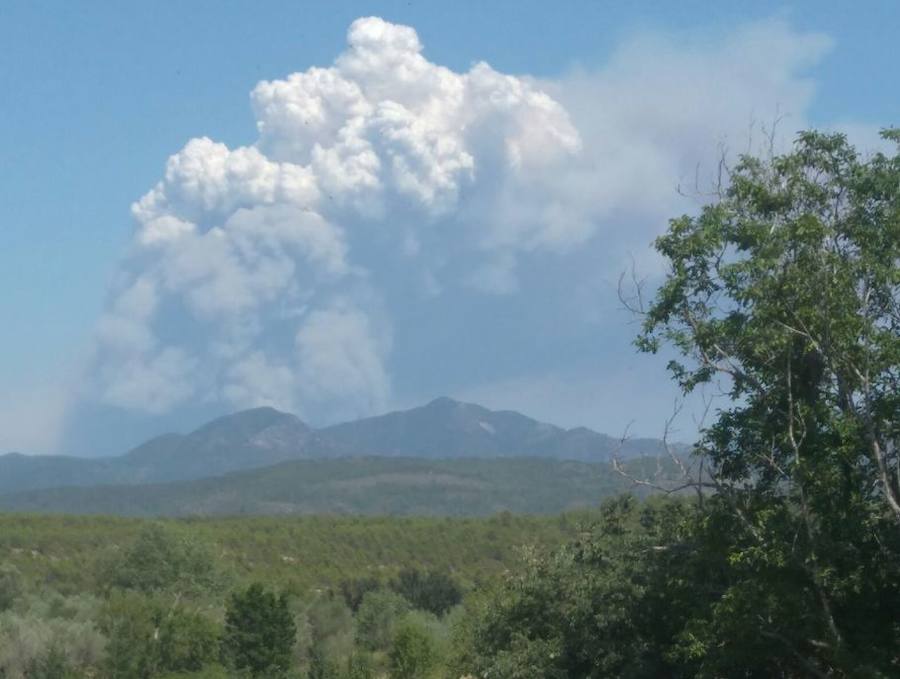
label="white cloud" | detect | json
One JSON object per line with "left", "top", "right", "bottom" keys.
{"left": 72, "top": 15, "right": 845, "bottom": 435}
{"left": 96, "top": 347, "right": 198, "bottom": 414}
{"left": 294, "top": 301, "right": 391, "bottom": 421}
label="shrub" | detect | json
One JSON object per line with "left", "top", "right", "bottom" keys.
{"left": 389, "top": 617, "right": 438, "bottom": 679}
{"left": 354, "top": 589, "right": 409, "bottom": 652}
{"left": 390, "top": 569, "right": 462, "bottom": 617}
{"left": 223, "top": 583, "right": 296, "bottom": 677}
{"left": 0, "top": 563, "right": 23, "bottom": 611}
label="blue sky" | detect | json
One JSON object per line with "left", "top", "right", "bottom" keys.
{"left": 1, "top": 1, "right": 897, "bottom": 454}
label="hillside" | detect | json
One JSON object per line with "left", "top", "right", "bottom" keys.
{"left": 0, "top": 456, "right": 661, "bottom": 517}
{"left": 0, "top": 398, "right": 667, "bottom": 495}
{"left": 322, "top": 396, "right": 665, "bottom": 460}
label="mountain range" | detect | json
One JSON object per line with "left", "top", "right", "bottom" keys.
{"left": 0, "top": 397, "right": 675, "bottom": 515}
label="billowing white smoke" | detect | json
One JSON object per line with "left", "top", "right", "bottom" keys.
{"left": 87, "top": 17, "right": 585, "bottom": 422}
{"left": 69, "top": 15, "right": 846, "bottom": 439}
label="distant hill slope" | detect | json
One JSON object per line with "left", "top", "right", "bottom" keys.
{"left": 0, "top": 398, "right": 672, "bottom": 496}
{"left": 0, "top": 407, "right": 332, "bottom": 494}
{"left": 323, "top": 397, "right": 666, "bottom": 460}
{"left": 0, "top": 457, "right": 663, "bottom": 517}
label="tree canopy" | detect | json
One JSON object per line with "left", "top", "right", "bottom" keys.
{"left": 460, "top": 129, "right": 900, "bottom": 677}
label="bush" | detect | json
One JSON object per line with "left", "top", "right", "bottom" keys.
{"left": 0, "top": 563, "right": 23, "bottom": 611}
{"left": 100, "top": 591, "right": 220, "bottom": 679}
{"left": 354, "top": 589, "right": 409, "bottom": 652}
{"left": 101, "top": 524, "right": 224, "bottom": 596}
{"left": 223, "top": 583, "right": 296, "bottom": 677}
{"left": 389, "top": 617, "right": 438, "bottom": 679}
{"left": 338, "top": 577, "right": 381, "bottom": 613}
{"left": 390, "top": 569, "right": 462, "bottom": 617}
{"left": 23, "top": 645, "right": 79, "bottom": 679}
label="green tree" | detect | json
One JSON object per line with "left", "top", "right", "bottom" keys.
{"left": 632, "top": 129, "right": 900, "bottom": 675}
{"left": 100, "top": 592, "right": 220, "bottom": 679}
{"left": 341, "top": 652, "right": 373, "bottom": 679}
{"left": 223, "top": 583, "right": 296, "bottom": 677}
{"left": 390, "top": 569, "right": 462, "bottom": 617}
{"left": 451, "top": 497, "right": 695, "bottom": 678}
{"left": 24, "top": 645, "right": 78, "bottom": 679}
{"left": 455, "top": 129, "right": 900, "bottom": 678}
{"left": 354, "top": 589, "right": 409, "bottom": 652}
{"left": 388, "top": 617, "right": 438, "bottom": 679}
{"left": 102, "top": 524, "right": 223, "bottom": 596}
{"left": 338, "top": 577, "right": 381, "bottom": 613}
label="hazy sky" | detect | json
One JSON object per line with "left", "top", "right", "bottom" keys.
{"left": 1, "top": 1, "right": 897, "bottom": 455}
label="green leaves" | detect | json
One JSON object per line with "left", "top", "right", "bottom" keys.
{"left": 222, "top": 583, "right": 296, "bottom": 678}
{"left": 458, "top": 128, "right": 900, "bottom": 678}
{"left": 637, "top": 128, "right": 900, "bottom": 674}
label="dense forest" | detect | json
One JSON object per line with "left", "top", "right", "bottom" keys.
{"left": 1, "top": 130, "right": 898, "bottom": 677}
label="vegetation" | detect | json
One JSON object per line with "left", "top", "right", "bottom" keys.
{"left": 463, "top": 129, "right": 900, "bottom": 676}
{"left": 1, "top": 128, "right": 895, "bottom": 677}
{"left": 223, "top": 583, "right": 297, "bottom": 676}
{"left": 0, "top": 456, "right": 667, "bottom": 517}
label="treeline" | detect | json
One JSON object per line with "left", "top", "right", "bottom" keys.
{"left": 0, "top": 521, "right": 457, "bottom": 677}
{"left": 0, "top": 512, "right": 579, "bottom": 595}
{"left": 0, "top": 510, "right": 605, "bottom": 678}
{"left": 0, "top": 511, "right": 584, "bottom": 677}
{"left": 0, "top": 497, "right": 700, "bottom": 678}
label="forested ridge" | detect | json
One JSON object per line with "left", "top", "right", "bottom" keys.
{"left": 0, "top": 457, "right": 666, "bottom": 518}
{"left": 1, "top": 130, "right": 898, "bottom": 677}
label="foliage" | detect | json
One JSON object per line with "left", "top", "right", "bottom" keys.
{"left": 100, "top": 524, "right": 225, "bottom": 596}
{"left": 354, "top": 589, "right": 409, "bottom": 652}
{"left": 388, "top": 616, "right": 438, "bottom": 679}
{"left": 100, "top": 592, "right": 220, "bottom": 679}
{"left": 0, "top": 563, "right": 23, "bottom": 611}
{"left": 337, "top": 577, "right": 381, "bottom": 613}
{"left": 456, "top": 129, "right": 900, "bottom": 677}
{"left": 452, "top": 496, "right": 694, "bottom": 678}
{"left": 0, "top": 594, "right": 106, "bottom": 679}
{"left": 637, "top": 129, "right": 900, "bottom": 674}
{"left": 0, "top": 512, "right": 578, "bottom": 595}
{"left": 222, "top": 583, "right": 296, "bottom": 677}
{"left": 340, "top": 651, "right": 374, "bottom": 679}
{"left": 390, "top": 568, "right": 462, "bottom": 617}
{"left": 23, "top": 645, "right": 79, "bottom": 679}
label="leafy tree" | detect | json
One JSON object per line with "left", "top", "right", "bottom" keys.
{"left": 23, "top": 645, "right": 78, "bottom": 679}
{"left": 223, "top": 583, "right": 296, "bottom": 677}
{"left": 303, "top": 595, "right": 354, "bottom": 675}
{"left": 455, "top": 129, "right": 900, "bottom": 677}
{"left": 306, "top": 635, "right": 337, "bottom": 679}
{"left": 338, "top": 577, "right": 381, "bottom": 613}
{"left": 100, "top": 592, "right": 220, "bottom": 679}
{"left": 354, "top": 589, "right": 409, "bottom": 652}
{"left": 341, "top": 652, "right": 374, "bottom": 679}
{"left": 101, "top": 524, "right": 224, "bottom": 597}
{"left": 157, "top": 607, "right": 220, "bottom": 673}
{"left": 388, "top": 617, "right": 438, "bottom": 679}
{"left": 451, "top": 497, "right": 696, "bottom": 678}
{"left": 390, "top": 569, "right": 462, "bottom": 617}
{"left": 632, "top": 129, "right": 900, "bottom": 674}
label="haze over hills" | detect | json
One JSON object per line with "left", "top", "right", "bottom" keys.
{"left": 0, "top": 397, "right": 674, "bottom": 499}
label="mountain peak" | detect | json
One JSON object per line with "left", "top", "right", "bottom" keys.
{"left": 194, "top": 406, "right": 305, "bottom": 439}
{"left": 424, "top": 396, "right": 463, "bottom": 409}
